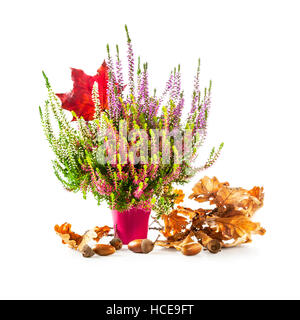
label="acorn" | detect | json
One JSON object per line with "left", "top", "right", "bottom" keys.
{"left": 128, "top": 237, "right": 158, "bottom": 254}
{"left": 81, "top": 244, "right": 95, "bottom": 258}
{"left": 193, "top": 230, "right": 222, "bottom": 254}
{"left": 93, "top": 244, "right": 116, "bottom": 256}
{"left": 110, "top": 237, "right": 123, "bottom": 250}
{"left": 128, "top": 239, "right": 143, "bottom": 253}
{"left": 181, "top": 242, "right": 202, "bottom": 256}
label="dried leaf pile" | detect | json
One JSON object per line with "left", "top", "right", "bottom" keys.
{"left": 157, "top": 176, "right": 265, "bottom": 254}
{"left": 54, "top": 223, "right": 110, "bottom": 252}
{"left": 54, "top": 177, "right": 265, "bottom": 257}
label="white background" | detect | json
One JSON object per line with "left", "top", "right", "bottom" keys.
{"left": 0, "top": 0, "right": 299, "bottom": 300}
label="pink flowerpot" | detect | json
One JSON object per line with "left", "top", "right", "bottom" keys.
{"left": 112, "top": 208, "right": 151, "bottom": 245}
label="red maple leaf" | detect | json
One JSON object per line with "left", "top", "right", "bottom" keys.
{"left": 56, "top": 61, "right": 109, "bottom": 121}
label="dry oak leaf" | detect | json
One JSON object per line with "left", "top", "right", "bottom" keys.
{"left": 54, "top": 223, "right": 83, "bottom": 250}
{"left": 174, "top": 206, "right": 208, "bottom": 230}
{"left": 189, "top": 176, "right": 229, "bottom": 203}
{"left": 165, "top": 230, "right": 190, "bottom": 243}
{"left": 174, "top": 189, "right": 185, "bottom": 204}
{"left": 189, "top": 176, "right": 264, "bottom": 218}
{"left": 245, "top": 186, "right": 264, "bottom": 215}
{"left": 77, "top": 229, "right": 98, "bottom": 252}
{"left": 214, "top": 185, "right": 264, "bottom": 217}
{"left": 177, "top": 206, "right": 208, "bottom": 218}
{"left": 156, "top": 232, "right": 195, "bottom": 250}
{"left": 94, "top": 225, "right": 111, "bottom": 242}
{"left": 161, "top": 209, "right": 190, "bottom": 238}
{"left": 248, "top": 186, "right": 264, "bottom": 202}
{"left": 206, "top": 214, "right": 266, "bottom": 247}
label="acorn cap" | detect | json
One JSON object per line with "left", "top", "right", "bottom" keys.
{"left": 81, "top": 244, "right": 95, "bottom": 258}
{"left": 110, "top": 237, "right": 123, "bottom": 250}
{"left": 141, "top": 239, "right": 154, "bottom": 254}
{"left": 206, "top": 239, "right": 221, "bottom": 254}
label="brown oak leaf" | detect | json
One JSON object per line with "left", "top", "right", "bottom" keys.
{"left": 161, "top": 209, "right": 190, "bottom": 238}
{"left": 205, "top": 214, "right": 266, "bottom": 247}
{"left": 54, "top": 223, "right": 83, "bottom": 249}
{"left": 174, "top": 189, "right": 185, "bottom": 204}
{"left": 215, "top": 185, "right": 264, "bottom": 217}
{"left": 94, "top": 225, "right": 111, "bottom": 242}
{"left": 156, "top": 232, "right": 195, "bottom": 250}
{"left": 189, "top": 176, "right": 229, "bottom": 203}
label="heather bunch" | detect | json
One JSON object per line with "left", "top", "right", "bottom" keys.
{"left": 39, "top": 26, "right": 223, "bottom": 214}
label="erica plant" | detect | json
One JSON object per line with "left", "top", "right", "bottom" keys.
{"left": 39, "top": 25, "right": 223, "bottom": 215}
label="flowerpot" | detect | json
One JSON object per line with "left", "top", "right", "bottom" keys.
{"left": 112, "top": 208, "right": 151, "bottom": 245}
